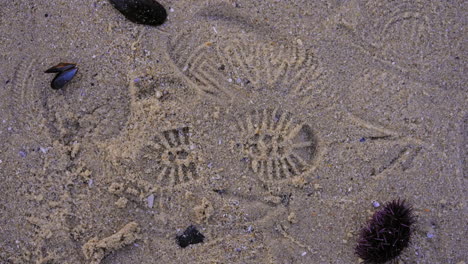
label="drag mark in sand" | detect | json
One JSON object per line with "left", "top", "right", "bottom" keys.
{"left": 7, "top": 57, "right": 46, "bottom": 133}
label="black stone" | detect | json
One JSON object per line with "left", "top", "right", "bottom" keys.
{"left": 213, "top": 189, "right": 226, "bottom": 195}
{"left": 176, "top": 225, "right": 205, "bottom": 248}
{"left": 109, "top": 0, "right": 167, "bottom": 26}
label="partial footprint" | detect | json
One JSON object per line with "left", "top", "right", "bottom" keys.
{"left": 103, "top": 73, "right": 205, "bottom": 214}
{"left": 5, "top": 57, "right": 48, "bottom": 136}
{"left": 167, "top": 4, "right": 324, "bottom": 103}
{"left": 234, "top": 108, "right": 319, "bottom": 183}
{"left": 343, "top": 68, "right": 455, "bottom": 139}
{"left": 340, "top": 0, "right": 460, "bottom": 74}
{"left": 137, "top": 126, "right": 199, "bottom": 187}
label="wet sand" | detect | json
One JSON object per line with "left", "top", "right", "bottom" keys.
{"left": 0, "top": 1, "right": 466, "bottom": 263}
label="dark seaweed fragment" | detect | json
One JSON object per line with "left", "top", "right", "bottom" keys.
{"left": 176, "top": 225, "right": 205, "bottom": 248}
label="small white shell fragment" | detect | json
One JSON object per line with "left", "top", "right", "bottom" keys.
{"left": 301, "top": 252, "right": 307, "bottom": 256}
{"left": 147, "top": 194, "right": 155, "bottom": 208}
{"left": 372, "top": 201, "right": 380, "bottom": 208}
{"left": 39, "top": 147, "right": 49, "bottom": 154}
{"left": 155, "top": 91, "right": 163, "bottom": 98}
{"left": 71, "top": 143, "right": 80, "bottom": 158}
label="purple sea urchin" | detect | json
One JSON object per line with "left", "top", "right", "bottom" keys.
{"left": 356, "top": 199, "right": 416, "bottom": 263}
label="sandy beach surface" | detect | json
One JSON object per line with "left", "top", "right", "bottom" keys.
{"left": 0, "top": 0, "right": 466, "bottom": 263}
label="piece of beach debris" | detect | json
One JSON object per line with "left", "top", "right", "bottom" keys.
{"left": 176, "top": 225, "right": 205, "bottom": 248}
{"left": 372, "top": 201, "right": 380, "bottom": 208}
{"left": 355, "top": 199, "right": 415, "bottom": 263}
{"left": 44, "top": 62, "right": 76, "bottom": 73}
{"left": 109, "top": 0, "right": 167, "bottom": 26}
{"left": 44, "top": 62, "right": 78, "bottom": 90}
{"left": 147, "top": 194, "right": 155, "bottom": 208}
{"left": 82, "top": 222, "right": 140, "bottom": 264}
{"left": 115, "top": 197, "right": 128, "bottom": 208}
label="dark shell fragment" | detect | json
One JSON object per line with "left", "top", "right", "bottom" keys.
{"left": 45, "top": 63, "right": 78, "bottom": 90}
{"left": 51, "top": 68, "right": 78, "bottom": 90}
{"left": 176, "top": 225, "right": 205, "bottom": 248}
{"left": 44, "top": 62, "right": 76, "bottom": 73}
{"left": 109, "top": 0, "right": 167, "bottom": 26}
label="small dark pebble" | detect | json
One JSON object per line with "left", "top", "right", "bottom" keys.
{"left": 176, "top": 225, "right": 205, "bottom": 248}
{"left": 359, "top": 137, "right": 366, "bottom": 142}
{"left": 281, "top": 193, "right": 292, "bottom": 206}
{"left": 213, "top": 189, "right": 226, "bottom": 195}
{"left": 368, "top": 135, "right": 391, "bottom": 140}
{"left": 109, "top": 0, "right": 167, "bottom": 26}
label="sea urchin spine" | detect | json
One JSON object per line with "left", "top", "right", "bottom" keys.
{"left": 356, "top": 199, "right": 416, "bottom": 263}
